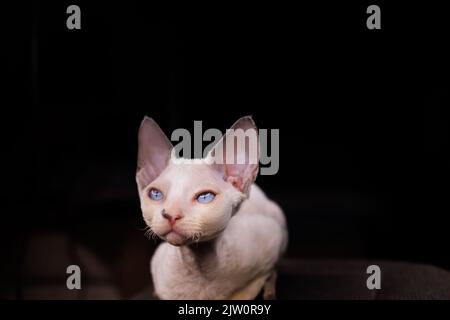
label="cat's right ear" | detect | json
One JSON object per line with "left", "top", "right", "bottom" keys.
{"left": 136, "top": 116, "right": 173, "bottom": 190}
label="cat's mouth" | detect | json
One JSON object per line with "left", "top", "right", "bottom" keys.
{"left": 161, "top": 229, "right": 189, "bottom": 246}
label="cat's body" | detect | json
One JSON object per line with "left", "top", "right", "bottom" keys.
{"left": 136, "top": 116, "right": 288, "bottom": 300}
{"left": 151, "top": 184, "right": 287, "bottom": 299}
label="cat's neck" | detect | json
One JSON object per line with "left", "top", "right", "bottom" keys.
{"left": 178, "top": 239, "right": 220, "bottom": 273}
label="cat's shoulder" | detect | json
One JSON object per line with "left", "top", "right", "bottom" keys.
{"left": 241, "top": 184, "right": 284, "bottom": 221}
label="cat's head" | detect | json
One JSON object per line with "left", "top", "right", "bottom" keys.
{"left": 136, "top": 116, "right": 259, "bottom": 246}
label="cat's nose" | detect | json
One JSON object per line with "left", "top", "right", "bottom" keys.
{"left": 162, "top": 210, "right": 183, "bottom": 226}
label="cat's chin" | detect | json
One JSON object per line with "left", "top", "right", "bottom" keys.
{"left": 164, "top": 231, "right": 189, "bottom": 246}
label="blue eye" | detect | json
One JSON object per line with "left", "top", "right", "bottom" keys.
{"left": 196, "top": 192, "right": 216, "bottom": 204}
{"left": 149, "top": 188, "right": 163, "bottom": 201}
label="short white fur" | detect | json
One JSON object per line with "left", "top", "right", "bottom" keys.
{"left": 136, "top": 116, "right": 288, "bottom": 299}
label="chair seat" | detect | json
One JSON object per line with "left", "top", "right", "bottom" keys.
{"left": 132, "top": 258, "right": 450, "bottom": 300}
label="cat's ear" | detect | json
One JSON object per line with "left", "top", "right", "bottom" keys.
{"left": 207, "top": 116, "right": 259, "bottom": 195}
{"left": 136, "top": 116, "right": 173, "bottom": 190}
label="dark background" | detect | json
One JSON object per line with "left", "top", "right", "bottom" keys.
{"left": 1, "top": 1, "right": 449, "bottom": 298}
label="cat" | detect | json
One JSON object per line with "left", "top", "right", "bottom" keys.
{"left": 136, "top": 116, "right": 288, "bottom": 299}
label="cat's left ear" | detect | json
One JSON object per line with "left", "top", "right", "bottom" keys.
{"left": 136, "top": 116, "right": 173, "bottom": 190}
{"left": 207, "top": 116, "right": 259, "bottom": 195}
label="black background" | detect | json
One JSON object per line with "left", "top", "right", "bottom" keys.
{"left": 1, "top": 1, "right": 449, "bottom": 298}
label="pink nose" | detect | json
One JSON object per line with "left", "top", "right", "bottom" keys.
{"left": 162, "top": 210, "right": 183, "bottom": 226}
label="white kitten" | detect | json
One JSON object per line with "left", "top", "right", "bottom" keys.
{"left": 136, "top": 116, "right": 288, "bottom": 299}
